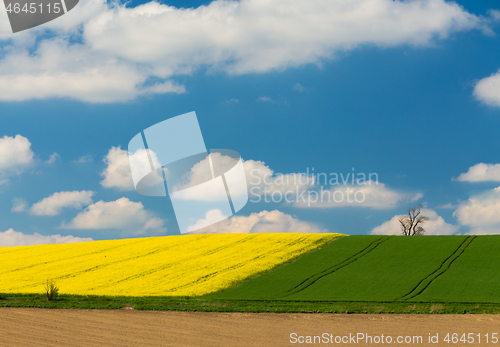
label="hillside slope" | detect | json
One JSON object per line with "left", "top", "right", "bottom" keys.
{"left": 0, "top": 233, "right": 341, "bottom": 296}
{"left": 212, "top": 235, "right": 500, "bottom": 303}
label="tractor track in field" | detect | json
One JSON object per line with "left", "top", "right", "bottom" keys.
{"left": 397, "top": 236, "right": 476, "bottom": 301}
{"left": 281, "top": 236, "right": 390, "bottom": 298}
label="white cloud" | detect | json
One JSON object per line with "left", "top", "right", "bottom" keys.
{"left": 72, "top": 154, "right": 94, "bottom": 163}
{"left": 371, "top": 208, "right": 458, "bottom": 235}
{"left": 173, "top": 155, "right": 313, "bottom": 202}
{"left": 172, "top": 154, "right": 416, "bottom": 210}
{"left": 140, "top": 81, "right": 186, "bottom": 95}
{"left": 437, "top": 202, "right": 457, "bottom": 209}
{"left": 189, "top": 209, "right": 326, "bottom": 234}
{"left": 455, "top": 163, "right": 500, "bottom": 182}
{"left": 245, "top": 159, "right": 315, "bottom": 195}
{"left": 30, "top": 190, "right": 95, "bottom": 216}
{"left": 100, "top": 146, "right": 134, "bottom": 190}
{"left": 62, "top": 197, "right": 166, "bottom": 235}
{"left": 100, "top": 145, "right": 169, "bottom": 192}
{"left": 0, "top": 228, "right": 93, "bottom": 247}
{"left": 0, "top": 0, "right": 490, "bottom": 102}
{"left": 189, "top": 209, "right": 227, "bottom": 231}
{"left": 46, "top": 152, "right": 60, "bottom": 164}
{"left": 490, "top": 9, "right": 500, "bottom": 21}
{"left": 257, "top": 96, "right": 273, "bottom": 102}
{"left": 292, "top": 83, "right": 305, "bottom": 92}
{"left": 20, "top": 0, "right": 108, "bottom": 34}
{"left": 11, "top": 198, "right": 27, "bottom": 212}
{"left": 0, "top": 39, "right": 186, "bottom": 103}
{"left": 454, "top": 186, "right": 500, "bottom": 234}
{"left": 224, "top": 98, "right": 239, "bottom": 104}
{"left": 292, "top": 183, "right": 422, "bottom": 209}
{"left": 0, "top": 135, "right": 34, "bottom": 176}
{"left": 84, "top": 0, "right": 484, "bottom": 74}
{"left": 474, "top": 69, "right": 500, "bottom": 107}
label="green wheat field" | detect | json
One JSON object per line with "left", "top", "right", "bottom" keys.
{"left": 1, "top": 234, "right": 499, "bottom": 313}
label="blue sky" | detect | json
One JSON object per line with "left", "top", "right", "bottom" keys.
{"left": 1, "top": 0, "right": 500, "bottom": 245}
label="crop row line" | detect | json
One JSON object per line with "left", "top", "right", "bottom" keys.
{"left": 281, "top": 236, "right": 390, "bottom": 298}
{"left": 397, "top": 236, "right": 476, "bottom": 301}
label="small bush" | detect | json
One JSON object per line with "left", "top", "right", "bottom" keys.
{"left": 44, "top": 279, "right": 59, "bottom": 301}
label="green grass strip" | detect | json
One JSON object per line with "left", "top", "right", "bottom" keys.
{"left": 2, "top": 293, "right": 500, "bottom": 314}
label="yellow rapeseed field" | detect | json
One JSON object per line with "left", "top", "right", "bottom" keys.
{"left": 0, "top": 233, "right": 343, "bottom": 296}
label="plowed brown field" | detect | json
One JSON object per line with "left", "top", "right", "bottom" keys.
{"left": 1, "top": 308, "right": 499, "bottom": 346}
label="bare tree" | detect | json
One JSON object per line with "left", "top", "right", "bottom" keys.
{"left": 399, "top": 204, "right": 429, "bottom": 236}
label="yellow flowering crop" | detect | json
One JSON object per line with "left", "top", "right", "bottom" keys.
{"left": 0, "top": 233, "right": 343, "bottom": 296}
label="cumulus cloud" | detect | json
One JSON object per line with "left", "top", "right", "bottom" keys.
{"left": 292, "top": 83, "right": 305, "bottom": 92}
{"left": 453, "top": 186, "right": 500, "bottom": 234}
{"left": 0, "top": 39, "right": 186, "bottom": 103}
{"left": 46, "top": 152, "right": 60, "bottom": 164}
{"left": 292, "top": 183, "right": 422, "bottom": 209}
{"left": 171, "top": 154, "right": 417, "bottom": 210}
{"left": 245, "top": 159, "right": 314, "bottom": 196}
{"left": 257, "top": 96, "right": 273, "bottom": 102}
{"left": 490, "top": 9, "right": 500, "bottom": 21}
{"left": 455, "top": 163, "right": 500, "bottom": 182}
{"left": 0, "top": 0, "right": 491, "bottom": 102}
{"left": 245, "top": 159, "right": 420, "bottom": 209}
{"left": 0, "top": 135, "right": 34, "bottom": 176}
{"left": 437, "top": 202, "right": 457, "bottom": 209}
{"left": 101, "top": 145, "right": 164, "bottom": 191}
{"left": 173, "top": 155, "right": 313, "bottom": 201}
{"left": 189, "top": 209, "right": 326, "bottom": 233}
{"left": 371, "top": 208, "right": 459, "bottom": 235}
{"left": 30, "top": 190, "right": 95, "bottom": 216}
{"left": 100, "top": 146, "right": 134, "bottom": 190}
{"left": 84, "top": 0, "right": 485, "bottom": 74}
{"left": 62, "top": 197, "right": 166, "bottom": 235}
{"left": 11, "top": 198, "right": 27, "bottom": 212}
{"left": 72, "top": 154, "right": 94, "bottom": 163}
{"left": 474, "top": 69, "right": 500, "bottom": 107}
{"left": 188, "top": 209, "right": 228, "bottom": 231}
{"left": 0, "top": 228, "right": 92, "bottom": 247}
